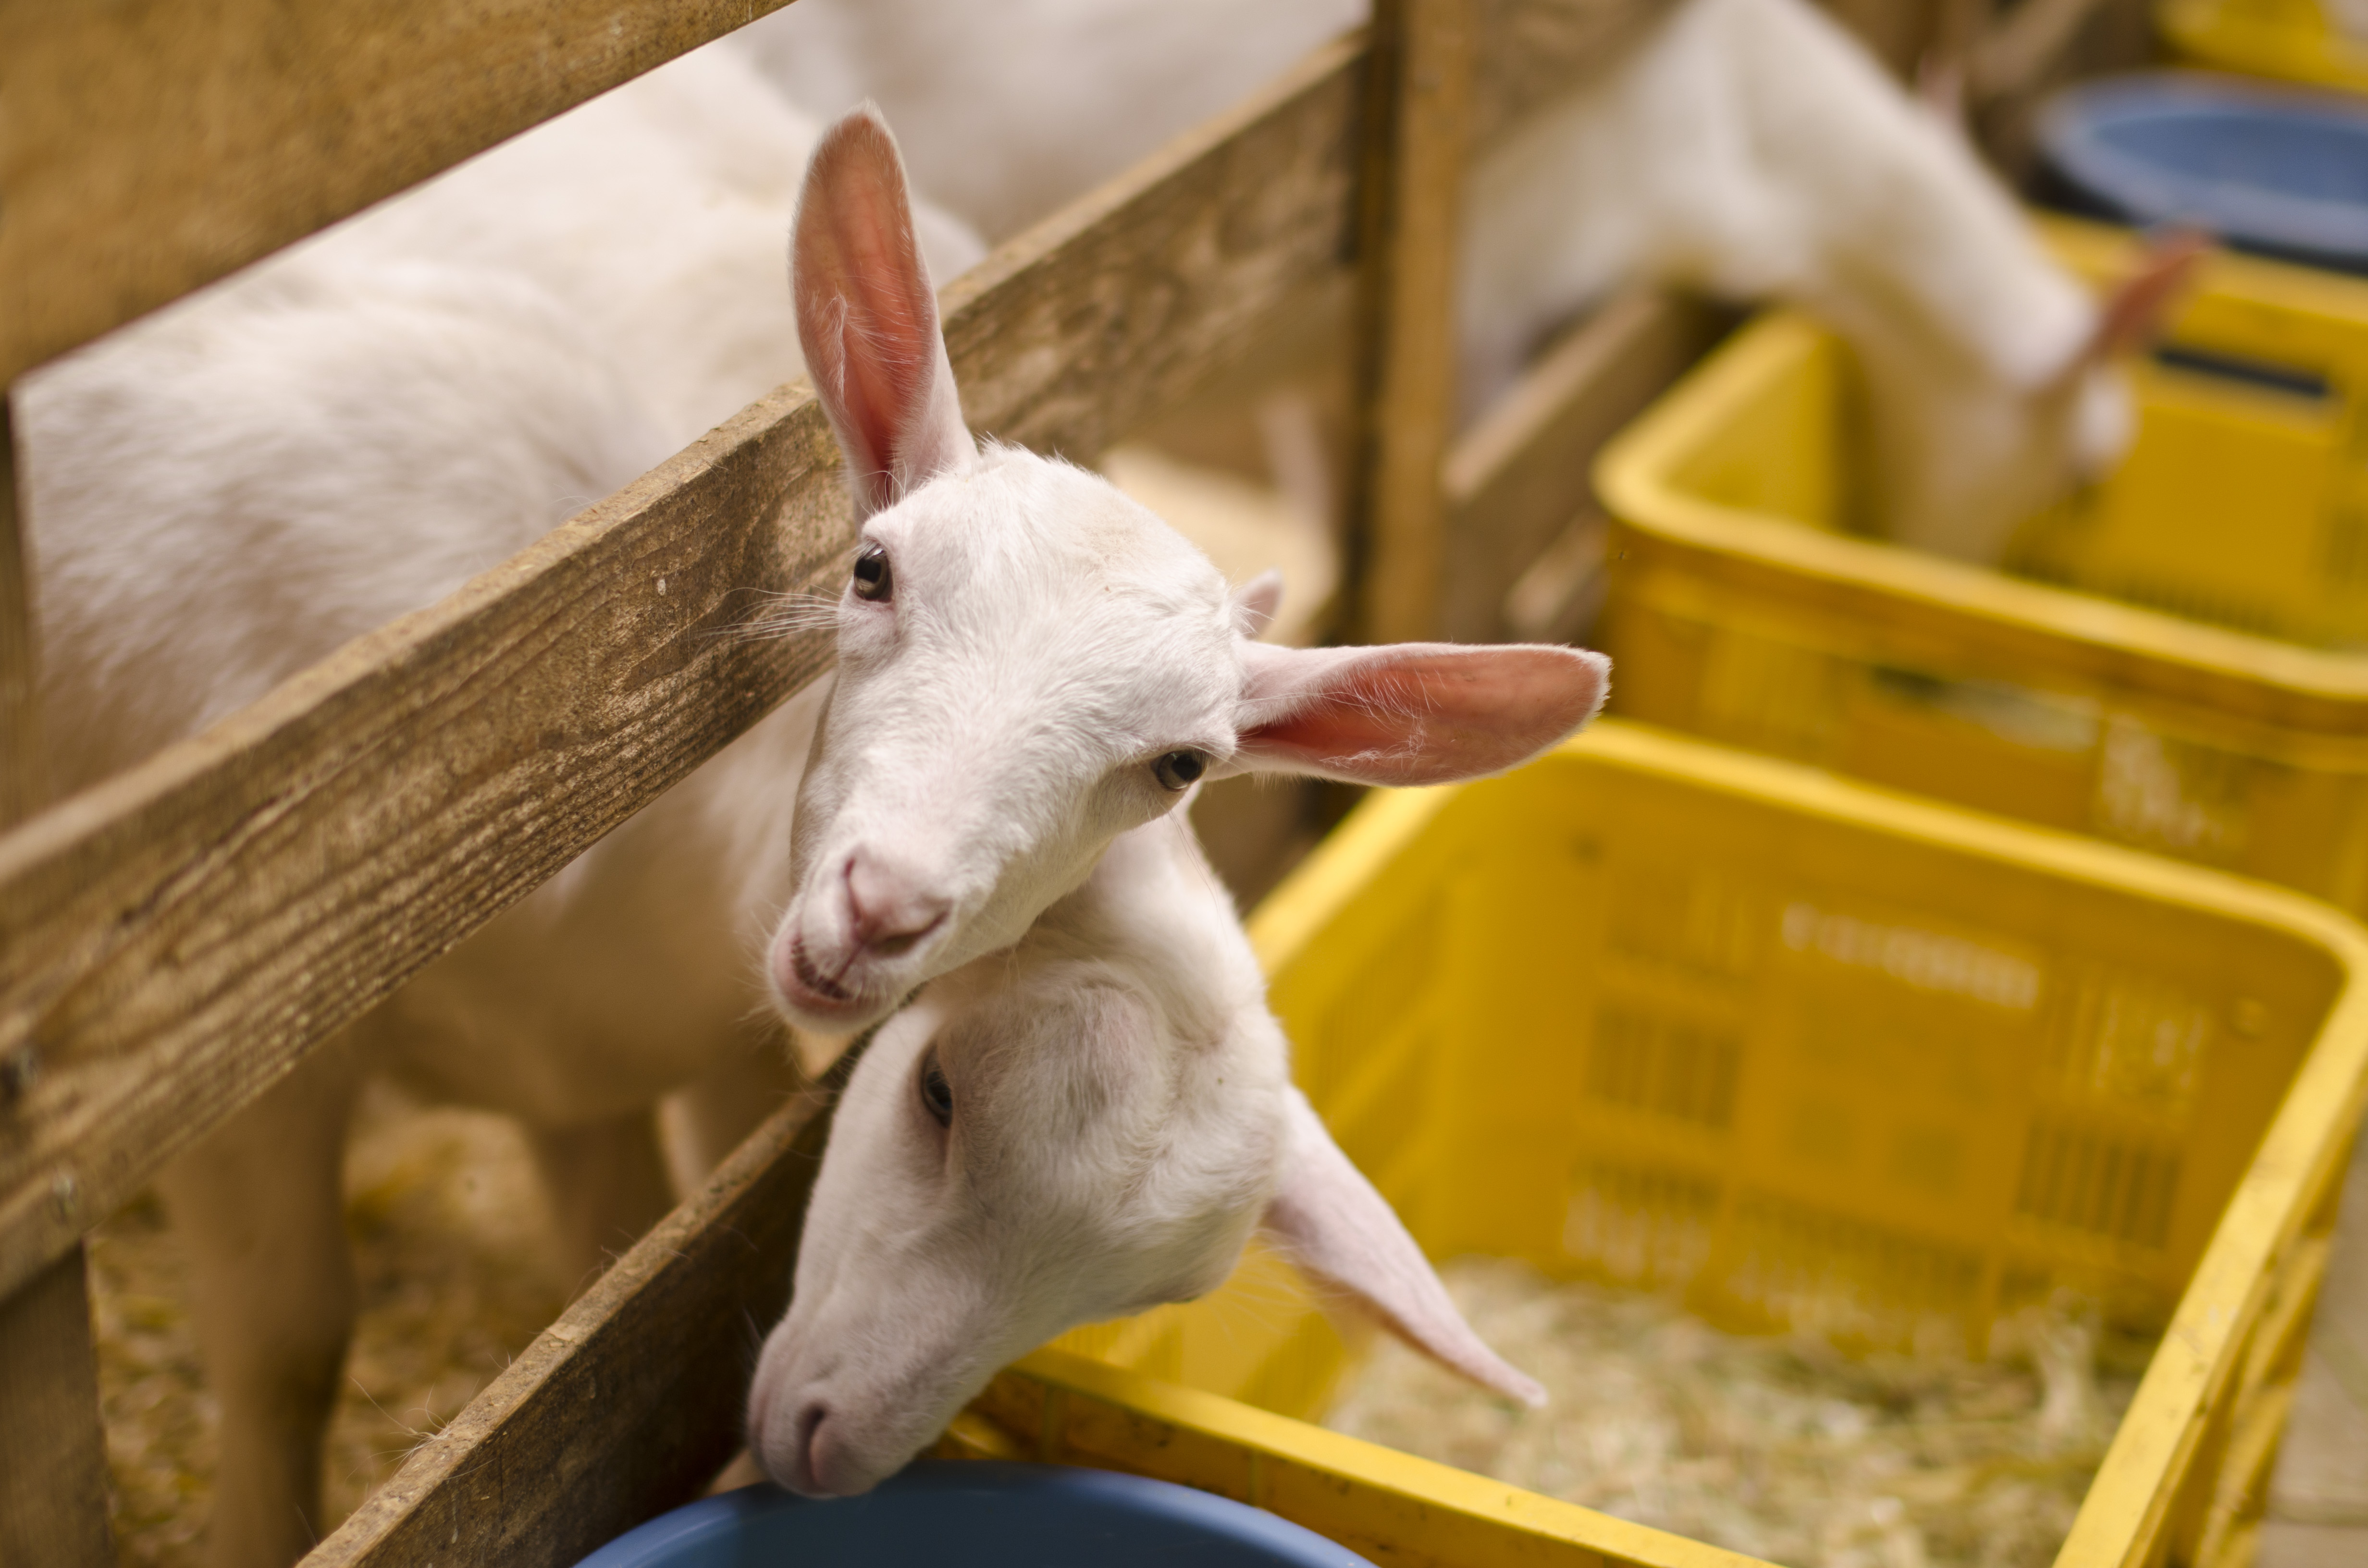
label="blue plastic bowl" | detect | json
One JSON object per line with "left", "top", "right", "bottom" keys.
{"left": 571, "top": 1462, "right": 1380, "bottom": 1567}
{"left": 2036, "top": 71, "right": 2368, "bottom": 273}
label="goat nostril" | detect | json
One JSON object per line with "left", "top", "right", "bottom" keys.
{"left": 843, "top": 854, "right": 948, "bottom": 956}
{"left": 794, "top": 1400, "right": 833, "bottom": 1491}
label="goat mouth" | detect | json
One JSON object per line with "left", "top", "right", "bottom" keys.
{"left": 776, "top": 936, "right": 880, "bottom": 1025}
{"left": 790, "top": 940, "right": 856, "bottom": 1003}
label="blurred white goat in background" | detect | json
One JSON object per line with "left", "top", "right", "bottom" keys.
{"left": 1453, "top": 0, "right": 2199, "bottom": 562}
{"left": 740, "top": 0, "right": 2195, "bottom": 564}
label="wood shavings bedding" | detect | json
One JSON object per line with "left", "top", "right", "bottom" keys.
{"left": 1325, "top": 1258, "right": 2155, "bottom": 1568}
{"left": 89, "top": 1086, "right": 567, "bottom": 1567}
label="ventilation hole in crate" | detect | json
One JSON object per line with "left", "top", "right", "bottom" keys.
{"left": 1780, "top": 901, "right": 2043, "bottom": 1011}
{"left": 1563, "top": 1161, "right": 1720, "bottom": 1289}
{"left": 2092, "top": 717, "right": 2251, "bottom": 859}
{"left": 2043, "top": 963, "right": 2212, "bottom": 1122}
{"left": 1723, "top": 1194, "right": 1985, "bottom": 1346}
{"left": 2013, "top": 1118, "right": 2181, "bottom": 1250}
{"left": 1589, "top": 1003, "right": 1742, "bottom": 1130}
{"left": 1608, "top": 864, "right": 1768, "bottom": 985}
{"left": 1698, "top": 632, "right": 1845, "bottom": 760}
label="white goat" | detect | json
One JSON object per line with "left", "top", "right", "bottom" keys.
{"left": 20, "top": 85, "right": 1605, "bottom": 1565}
{"left": 761, "top": 111, "right": 1610, "bottom": 1039}
{"left": 1455, "top": 0, "right": 2200, "bottom": 562}
{"left": 740, "top": 0, "right": 2196, "bottom": 563}
{"left": 305, "top": 41, "right": 985, "bottom": 453}
{"left": 749, "top": 768, "right": 1564, "bottom": 1498}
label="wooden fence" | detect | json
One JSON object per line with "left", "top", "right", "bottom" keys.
{"left": 0, "top": 0, "right": 2109, "bottom": 1558}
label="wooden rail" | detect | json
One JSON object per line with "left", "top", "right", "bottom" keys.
{"left": 1439, "top": 290, "right": 1732, "bottom": 641}
{"left": 307, "top": 1035, "right": 868, "bottom": 1568}
{"left": 0, "top": 407, "right": 115, "bottom": 1564}
{"left": 0, "top": 0, "right": 810, "bottom": 391}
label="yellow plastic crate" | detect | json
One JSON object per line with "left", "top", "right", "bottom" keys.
{"left": 2160, "top": 0, "right": 2368, "bottom": 94}
{"left": 949, "top": 722, "right": 2368, "bottom": 1568}
{"left": 1595, "top": 219, "right": 2368, "bottom": 913}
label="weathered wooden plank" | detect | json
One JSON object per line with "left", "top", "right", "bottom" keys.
{"left": 0, "top": 396, "right": 111, "bottom": 1568}
{"left": 303, "top": 1032, "right": 867, "bottom": 1568}
{"left": 0, "top": 36, "right": 1366, "bottom": 1305}
{"left": 1349, "top": 0, "right": 1476, "bottom": 644}
{"left": 0, "top": 411, "right": 39, "bottom": 829}
{"left": 0, "top": 0, "right": 802, "bottom": 388}
{"left": 0, "top": 1248, "right": 115, "bottom": 1568}
{"left": 1437, "top": 289, "right": 1729, "bottom": 641}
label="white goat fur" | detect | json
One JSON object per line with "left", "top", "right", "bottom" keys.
{"left": 1455, "top": 0, "right": 2136, "bottom": 560}
{"left": 744, "top": 0, "right": 2186, "bottom": 563}
{"left": 20, "top": 70, "right": 1605, "bottom": 1565}
{"left": 751, "top": 799, "right": 1551, "bottom": 1498}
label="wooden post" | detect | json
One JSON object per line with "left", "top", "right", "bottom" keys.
{"left": 1348, "top": 0, "right": 1474, "bottom": 645}
{"left": 0, "top": 405, "right": 112, "bottom": 1568}
{"left": 0, "top": 405, "right": 41, "bottom": 823}
{"left": 0, "top": 1256, "right": 115, "bottom": 1568}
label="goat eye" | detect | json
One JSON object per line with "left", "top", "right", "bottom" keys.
{"left": 851, "top": 542, "right": 893, "bottom": 602}
{"left": 919, "top": 1051, "right": 953, "bottom": 1127}
{"left": 1152, "top": 749, "right": 1207, "bottom": 791}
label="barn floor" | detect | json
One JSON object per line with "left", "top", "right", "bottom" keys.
{"left": 89, "top": 1085, "right": 567, "bottom": 1567}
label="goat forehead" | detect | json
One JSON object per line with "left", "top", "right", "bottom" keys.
{"left": 968, "top": 1073, "right": 1273, "bottom": 1231}
{"left": 892, "top": 459, "right": 1234, "bottom": 630}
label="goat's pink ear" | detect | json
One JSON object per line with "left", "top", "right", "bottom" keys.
{"left": 1228, "top": 642, "right": 1608, "bottom": 786}
{"left": 1232, "top": 571, "right": 1286, "bottom": 640}
{"left": 794, "top": 105, "right": 978, "bottom": 519}
{"left": 1262, "top": 1088, "right": 1545, "bottom": 1407}
{"left": 2086, "top": 230, "right": 2209, "bottom": 365}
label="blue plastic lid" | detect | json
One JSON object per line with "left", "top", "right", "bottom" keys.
{"left": 2036, "top": 71, "right": 2368, "bottom": 273}
{"left": 571, "top": 1462, "right": 1381, "bottom": 1568}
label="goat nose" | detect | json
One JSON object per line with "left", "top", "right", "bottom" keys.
{"left": 800, "top": 1404, "right": 851, "bottom": 1496}
{"left": 842, "top": 853, "right": 948, "bottom": 957}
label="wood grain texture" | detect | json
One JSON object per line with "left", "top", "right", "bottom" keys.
{"left": 0, "top": 0, "right": 801, "bottom": 387}
{"left": 0, "top": 36, "right": 1365, "bottom": 1306}
{"left": 302, "top": 1033, "right": 867, "bottom": 1568}
{"left": 1349, "top": 0, "right": 1476, "bottom": 645}
{"left": 1437, "top": 289, "right": 1729, "bottom": 641}
{"left": 0, "top": 1248, "right": 115, "bottom": 1568}
{"left": 0, "top": 373, "right": 106, "bottom": 1568}
{"left": 0, "top": 407, "right": 40, "bottom": 828}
